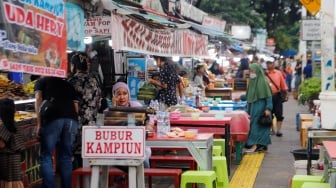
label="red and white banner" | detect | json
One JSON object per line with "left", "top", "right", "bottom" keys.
{"left": 0, "top": 59, "right": 66, "bottom": 77}
{"left": 82, "top": 126, "right": 145, "bottom": 159}
{"left": 0, "top": 1, "right": 68, "bottom": 77}
{"left": 111, "top": 14, "right": 208, "bottom": 57}
{"left": 85, "top": 16, "right": 112, "bottom": 36}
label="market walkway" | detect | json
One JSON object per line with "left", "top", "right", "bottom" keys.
{"left": 64, "top": 95, "right": 307, "bottom": 188}
{"left": 149, "top": 95, "right": 308, "bottom": 188}
{"left": 253, "top": 95, "right": 308, "bottom": 188}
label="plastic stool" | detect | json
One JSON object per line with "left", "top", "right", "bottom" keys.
{"left": 301, "top": 182, "right": 330, "bottom": 188}
{"left": 213, "top": 139, "right": 225, "bottom": 155}
{"left": 213, "top": 146, "right": 223, "bottom": 156}
{"left": 291, "top": 175, "right": 324, "bottom": 188}
{"left": 180, "top": 170, "right": 217, "bottom": 188}
{"left": 212, "top": 156, "right": 229, "bottom": 188}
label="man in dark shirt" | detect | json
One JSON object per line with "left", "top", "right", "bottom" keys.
{"left": 34, "top": 76, "right": 79, "bottom": 188}
{"left": 303, "top": 59, "right": 313, "bottom": 79}
{"left": 147, "top": 56, "right": 182, "bottom": 107}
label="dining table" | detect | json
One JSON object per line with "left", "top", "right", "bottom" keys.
{"left": 322, "top": 141, "right": 336, "bottom": 185}
{"left": 170, "top": 116, "right": 232, "bottom": 174}
{"left": 146, "top": 133, "right": 214, "bottom": 171}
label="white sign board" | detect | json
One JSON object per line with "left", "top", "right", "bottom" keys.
{"left": 202, "top": 16, "right": 226, "bottom": 33}
{"left": 302, "top": 20, "right": 321, "bottom": 41}
{"left": 179, "top": 0, "right": 207, "bottom": 23}
{"left": 231, "top": 25, "right": 251, "bottom": 40}
{"left": 84, "top": 16, "right": 112, "bottom": 36}
{"left": 82, "top": 126, "right": 145, "bottom": 159}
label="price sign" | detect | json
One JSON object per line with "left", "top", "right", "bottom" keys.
{"left": 299, "top": 0, "right": 321, "bottom": 16}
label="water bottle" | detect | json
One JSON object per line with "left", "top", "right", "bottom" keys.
{"left": 128, "top": 113, "right": 136, "bottom": 126}
{"left": 164, "top": 112, "right": 171, "bottom": 133}
{"left": 313, "top": 111, "right": 321, "bottom": 129}
{"left": 156, "top": 111, "right": 166, "bottom": 134}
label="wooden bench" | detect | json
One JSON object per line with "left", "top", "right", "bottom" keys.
{"left": 150, "top": 155, "right": 196, "bottom": 170}
{"left": 72, "top": 167, "right": 182, "bottom": 188}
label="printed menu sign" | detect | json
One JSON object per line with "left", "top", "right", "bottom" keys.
{"left": 0, "top": 0, "right": 68, "bottom": 77}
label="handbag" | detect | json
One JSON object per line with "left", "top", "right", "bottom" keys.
{"left": 39, "top": 97, "right": 56, "bottom": 118}
{"left": 266, "top": 73, "right": 287, "bottom": 103}
{"left": 258, "top": 114, "right": 273, "bottom": 127}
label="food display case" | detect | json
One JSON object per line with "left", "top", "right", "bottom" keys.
{"left": 14, "top": 99, "right": 42, "bottom": 188}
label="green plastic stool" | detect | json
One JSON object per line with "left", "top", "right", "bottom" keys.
{"left": 301, "top": 182, "right": 330, "bottom": 188}
{"left": 213, "top": 139, "right": 225, "bottom": 155}
{"left": 180, "top": 170, "right": 217, "bottom": 188}
{"left": 212, "top": 156, "right": 229, "bottom": 188}
{"left": 213, "top": 145, "right": 223, "bottom": 156}
{"left": 291, "top": 175, "right": 324, "bottom": 188}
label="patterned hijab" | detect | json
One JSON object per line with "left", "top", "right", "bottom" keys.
{"left": 246, "top": 63, "right": 272, "bottom": 103}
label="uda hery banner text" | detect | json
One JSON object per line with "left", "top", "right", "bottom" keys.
{"left": 0, "top": 0, "right": 67, "bottom": 77}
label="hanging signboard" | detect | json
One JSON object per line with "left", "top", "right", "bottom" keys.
{"left": 179, "top": 0, "right": 207, "bottom": 23}
{"left": 301, "top": 19, "right": 321, "bottom": 41}
{"left": 82, "top": 126, "right": 145, "bottom": 159}
{"left": 0, "top": 1, "right": 68, "bottom": 77}
{"left": 127, "top": 58, "right": 146, "bottom": 100}
{"left": 299, "top": 0, "right": 320, "bottom": 16}
{"left": 84, "top": 16, "right": 112, "bottom": 36}
{"left": 111, "top": 14, "right": 208, "bottom": 57}
{"left": 202, "top": 16, "right": 226, "bottom": 33}
{"left": 66, "top": 3, "right": 85, "bottom": 52}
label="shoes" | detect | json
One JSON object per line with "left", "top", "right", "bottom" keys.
{"left": 270, "top": 130, "right": 275, "bottom": 135}
{"left": 256, "top": 145, "right": 268, "bottom": 152}
{"left": 244, "top": 148, "right": 257, "bottom": 153}
{"left": 276, "top": 132, "right": 283, "bottom": 137}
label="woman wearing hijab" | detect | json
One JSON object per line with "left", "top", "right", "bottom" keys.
{"left": 111, "top": 82, "right": 152, "bottom": 167}
{"left": 0, "top": 98, "right": 25, "bottom": 188}
{"left": 245, "top": 64, "right": 273, "bottom": 152}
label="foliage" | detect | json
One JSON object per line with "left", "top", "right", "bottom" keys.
{"left": 198, "top": 0, "right": 265, "bottom": 29}
{"left": 298, "top": 77, "right": 321, "bottom": 106}
{"left": 198, "top": 0, "right": 302, "bottom": 52}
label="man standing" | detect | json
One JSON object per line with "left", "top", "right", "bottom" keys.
{"left": 147, "top": 56, "right": 183, "bottom": 107}
{"left": 35, "top": 76, "right": 79, "bottom": 188}
{"left": 266, "top": 61, "right": 288, "bottom": 137}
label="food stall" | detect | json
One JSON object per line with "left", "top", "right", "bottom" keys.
{"left": 0, "top": 0, "right": 71, "bottom": 187}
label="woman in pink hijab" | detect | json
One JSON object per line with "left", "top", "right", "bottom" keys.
{"left": 111, "top": 82, "right": 152, "bottom": 168}
{"left": 112, "top": 82, "right": 142, "bottom": 107}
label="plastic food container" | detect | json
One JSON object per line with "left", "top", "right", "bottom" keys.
{"left": 184, "top": 131, "right": 196, "bottom": 138}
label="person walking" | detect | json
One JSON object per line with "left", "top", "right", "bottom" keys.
{"left": 68, "top": 52, "right": 101, "bottom": 169}
{"left": 284, "top": 62, "right": 293, "bottom": 92}
{"left": 303, "top": 59, "right": 313, "bottom": 79}
{"left": 0, "top": 98, "right": 25, "bottom": 188}
{"left": 293, "top": 56, "right": 302, "bottom": 99}
{"left": 34, "top": 76, "right": 79, "bottom": 188}
{"left": 245, "top": 64, "right": 273, "bottom": 152}
{"left": 266, "top": 61, "right": 288, "bottom": 137}
{"left": 147, "top": 56, "right": 182, "bottom": 107}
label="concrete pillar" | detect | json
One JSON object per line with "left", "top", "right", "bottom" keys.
{"left": 319, "top": 0, "right": 336, "bottom": 129}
